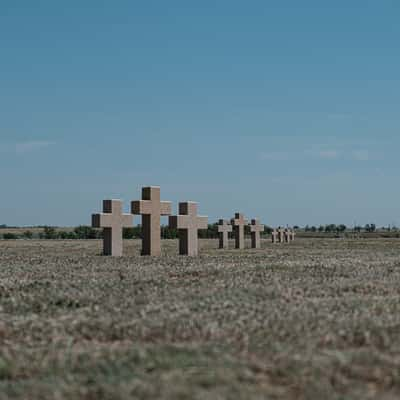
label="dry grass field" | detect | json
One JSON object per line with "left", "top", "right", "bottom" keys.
{"left": 1, "top": 238, "right": 400, "bottom": 399}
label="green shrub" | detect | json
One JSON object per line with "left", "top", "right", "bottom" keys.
{"left": 22, "top": 230, "right": 33, "bottom": 239}
{"left": 3, "top": 233, "right": 17, "bottom": 240}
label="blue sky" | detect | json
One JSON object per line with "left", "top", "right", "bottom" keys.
{"left": 1, "top": 0, "right": 400, "bottom": 227}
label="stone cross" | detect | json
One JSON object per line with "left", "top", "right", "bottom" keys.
{"left": 249, "top": 219, "right": 264, "bottom": 249}
{"left": 284, "top": 229, "right": 291, "bottom": 243}
{"left": 231, "top": 213, "right": 247, "bottom": 249}
{"left": 169, "top": 202, "right": 208, "bottom": 256}
{"left": 217, "top": 219, "right": 232, "bottom": 249}
{"left": 278, "top": 227, "right": 285, "bottom": 243}
{"left": 271, "top": 229, "right": 278, "bottom": 243}
{"left": 131, "top": 186, "right": 171, "bottom": 256}
{"left": 92, "top": 199, "right": 133, "bottom": 257}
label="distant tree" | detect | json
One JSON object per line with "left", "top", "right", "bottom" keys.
{"left": 22, "top": 230, "right": 33, "bottom": 239}
{"left": 43, "top": 226, "right": 57, "bottom": 239}
{"left": 74, "top": 226, "right": 98, "bottom": 239}
{"left": 325, "top": 224, "right": 337, "bottom": 233}
{"left": 264, "top": 226, "right": 273, "bottom": 235}
{"left": 161, "top": 225, "right": 178, "bottom": 239}
{"left": 338, "top": 224, "right": 347, "bottom": 232}
{"left": 365, "top": 224, "right": 376, "bottom": 233}
{"left": 123, "top": 226, "right": 142, "bottom": 239}
{"left": 59, "top": 231, "right": 77, "bottom": 239}
{"left": 199, "top": 224, "right": 219, "bottom": 239}
{"left": 3, "top": 233, "right": 17, "bottom": 240}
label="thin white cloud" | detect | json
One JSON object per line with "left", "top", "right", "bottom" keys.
{"left": 317, "top": 150, "right": 339, "bottom": 160}
{"left": 260, "top": 147, "right": 372, "bottom": 162}
{"left": 352, "top": 150, "right": 369, "bottom": 161}
{"left": 259, "top": 151, "right": 291, "bottom": 161}
{"left": 15, "top": 141, "right": 53, "bottom": 155}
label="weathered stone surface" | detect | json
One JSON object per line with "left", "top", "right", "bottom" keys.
{"left": 271, "top": 229, "right": 278, "bottom": 243}
{"left": 231, "top": 213, "right": 247, "bottom": 249}
{"left": 92, "top": 199, "right": 133, "bottom": 257}
{"left": 132, "top": 186, "right": 171, "bottom": 256}
{"left": 278, "top": 227, "right": 285, "bottom": 243}
{"left": 284, "top": 229, "right": 291, "bottom": 243}
{"left": 217, "top": 219, "right": 232, "bottom": 249}
{"left": 169, "top": 202, "right": 208, "bottom": 256}
{"left": 249, "top": 219, "right": 264, "bottom": 249}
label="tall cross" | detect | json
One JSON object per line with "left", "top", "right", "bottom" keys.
{"left": 249, "top": 219, "right": 264, "bottom": 249}
{"left": 271, "top": 229, "right": 278, "bottom": 243}
{"left": 92, "top": 199, "right": 133, "bottom": 257}
{"left": 169, "top": 202, "right": 208, "bottom": 256}
{"left": 284, "top": 228, "right": 291, "bottom": 243}
{"left": 231, "top": 213, "right": 247, "bottom": 249}
{"left": 278, "top": 227, "right": 285, "bottom": 243}
{"left": 217, "top": 219, "right": 232, "bottom": 249}
{"left": 131, "top": 186, "right": 172, "bottom": 256}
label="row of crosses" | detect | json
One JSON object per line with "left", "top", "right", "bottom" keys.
{"left": 217, "top": 215, "right": 264, "bottom": 250}
{"left": 92, "top": 186, "right": 294, "bottom": 257}
{"left": 271, "top": 228, "right": 295, "bottom": 243}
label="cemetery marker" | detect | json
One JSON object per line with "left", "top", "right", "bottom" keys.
{"left": 231, "top": 213, "right": 247, "bottom": 249}
{"left": 271, "top": 229, "right": 278, "bottom": 243}
{"left": 169, "top": 202, "right": 208, "bottom": 256}
{"left": 92, "top": 199, "right": 133, "bottom": 257}
{"left": 218, "top": 219, "right": 232, "bottom": 249}
{"left": 132, "top": 186, "right": 172, "bottom": 256}
{"left": 250, "top": 219, "right": 264, "bottom": 249}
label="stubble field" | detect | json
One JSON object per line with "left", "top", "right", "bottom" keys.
{"left": 1, "top": 238, "right": 400, "bottom": 399}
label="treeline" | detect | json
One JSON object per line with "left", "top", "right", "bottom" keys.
{"left": 303, "top": 223, "right": 387, "bottom": 233}
{"left": 0, "top": 224, "right": 274, "bottom": 240}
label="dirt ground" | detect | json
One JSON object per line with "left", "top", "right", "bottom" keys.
{"left": 1, "top": 238, "right": 400, "bottom": 399}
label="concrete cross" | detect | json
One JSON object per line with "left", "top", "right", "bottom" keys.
{"left": 231, "top": 213, "right": 247, "bottom": 249}
{"left": 249, "top": 219, "right": 264, "bottom": 249}
{"left": 217, "top": 219, "right": 232, "bottom": 249}
{"left": 284, "top": 228, "right": 291, "bottom": 243}
{"left": 271, "top": 228, "right": 278, "bottom": 243}
{"left": 169, "top": 202, "right": 208, "bottom": 256}
{"left": 131, "top": 186, "right": 172, "bottom": 256}
{"left": 92, "top": 199, "right": 133, "bottom": 257}
{"left": 271, "top": 229, "right": 278, "bottom": 244}
{"left": 278, "top": 227, "right": 285, "bottom": 243}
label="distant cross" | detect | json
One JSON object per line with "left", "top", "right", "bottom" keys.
{"left": 92, "top": 199, "right": 133, "bottom": 257}
{"left": 278, "top": 227, "right": 285, "bottom": 243}
{"left": 169, "top": 202, "right": 208, "bottom": 256}
{"left": 218, "top": 219, "right": 232, "bottom": 249}
{"left": 284, "top": 228, "right": 291, "bottom": 243}
{"left": 131, "top": 186, "right": 172, "bottom": 256}
{"left": 271, "top": 229, "right": 278, "bottom": 244}
{"left": 231, "top": 213, "right": 247, "bottom": 249}
{"left": 249, "top": 219, "right": 264, "bottom": 249}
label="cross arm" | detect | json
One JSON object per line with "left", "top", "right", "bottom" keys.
{"left": 92, "top": 213, "right": 113, "bottom": 228}
{"left": 131, "top": 200, "right": 152, "bottom": 215}
{"left": 122, "top": 213, "right": 134, "bottom": 228}
{"left": 160, "top": 201, "right": 172, "bottom": 216}
{"left": 169, "top": 215, "right": 189, "bottom": 230}
{"left": 197, "top": 216, "right": 208, "bottom": 230}
{"left": 218, "top": 224, "right": 232, "bottom": 233}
